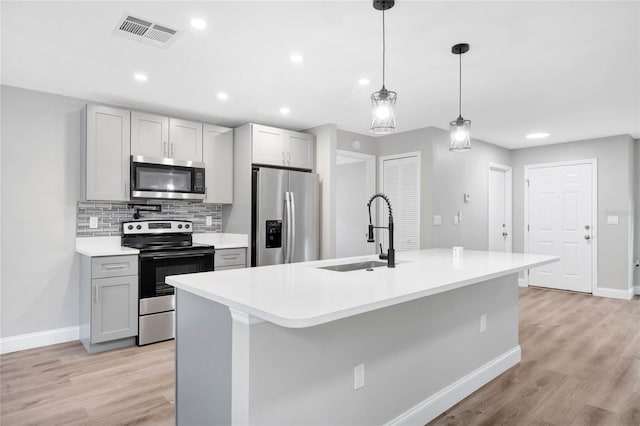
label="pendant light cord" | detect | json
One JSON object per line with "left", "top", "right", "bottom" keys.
{"left": 382, "top": 9, "right": 386, "bottom": 88}
{"left": 458, "top": 52, "right": 462, "bottom": 117}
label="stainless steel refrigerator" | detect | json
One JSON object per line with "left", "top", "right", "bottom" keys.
{"left": 251, "top": 167, "right": 319, "bottom": 267}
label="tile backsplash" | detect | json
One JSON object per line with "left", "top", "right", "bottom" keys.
{"left": 77, "top": 200, "right": 223, "bottom": 237}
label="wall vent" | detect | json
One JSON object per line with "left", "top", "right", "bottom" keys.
{"left": 113, "top": 15, "right": 179, "bottom": 48}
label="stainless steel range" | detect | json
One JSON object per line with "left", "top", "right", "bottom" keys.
{"left": 121, "top": 220, "right": 214, "bottom": 345}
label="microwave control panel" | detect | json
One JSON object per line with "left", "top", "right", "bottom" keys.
{"left": 265, "top": 220, "right": 282, "bottom": 248}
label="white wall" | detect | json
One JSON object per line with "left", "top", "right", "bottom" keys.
{"left": 511, "top": 134, "right": 636, "bottom": 292}
{"left": 1, "top": 85, "right": 82, "bottom": 338}
{"left": 336, "top": 129, "right": 378, "bottom": 157}
{"left": 335, "top": 160, "right": 369, "bottom": 258}
{"left": 635, "top": 139, "right": 639, "bottom": 288}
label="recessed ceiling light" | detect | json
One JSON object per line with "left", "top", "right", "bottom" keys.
{"left": 190, "top": 18, "right": 207, "bottom": 30}
{"left": 133, "top": 73, "right": 148, "bottom": 82}
{"left": 358, "top": 78, "right": 370, "bottom": 86}
{"left": 289, "top": 54, "right": 304, "bottom": 64}
{"left": 526, "top": 132, "right": 550, "bottom": 139}
{"left": 217, "top": 92, "right": 229, "bottom": 101}
{"left": 280, "top": 107, "right": 290, "bottom": 115}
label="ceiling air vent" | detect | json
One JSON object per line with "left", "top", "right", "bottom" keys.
{"left": 113, "top": 15, "right": 180, "bottom": 48}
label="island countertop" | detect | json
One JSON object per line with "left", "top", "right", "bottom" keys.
{"left": 166, "top": 249, "right": 557, "bottom": 328}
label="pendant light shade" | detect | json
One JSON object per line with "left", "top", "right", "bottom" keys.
{"left": 370, "top": 87, "right": 397, "bottom": 134}
{"left": 449, "top": 43, "right": 471, "bottom": 151}
{"left": 370, "top": 0, "right": 397, "bottom": 134}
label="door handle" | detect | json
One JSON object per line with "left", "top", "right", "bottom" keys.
{"left": 283, "top": 192, "right": 289, "bottom": 263}
{"left": 584, "top": 235, "right": 591, "bottom": 240}
{"left": 290, "top": 192, "right": 296, "bottom": 262}
{"left": 502, "top": 232, "right": 508, "bottom": 237}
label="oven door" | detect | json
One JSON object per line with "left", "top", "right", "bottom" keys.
{"left": 138, "top": 248, "right": 215, "bottom": 302}
{"left": 131, "top": 156, "right": 206, "bottom": 200}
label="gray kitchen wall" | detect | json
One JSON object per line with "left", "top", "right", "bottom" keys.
{"left": 429, "top": 127, "right": 511, "bottom": 250}
{"left": 636, "top": 138, "right": 639, "bottom": 288}
{"left": 0, "top": 85, "right": 223, "bottom": 340}
{"left": 336, "top": 129, "right": 378, "bottom": 156}
{"left": 377, "top": 126, "right": 511, "bottom": 250}
{"left": 511, "top": 134, "right": 636, "bottom": 292}
{"left": 2, "top": 85, "right": 83, "bottom": 338}
{"left": 77, "top": 200, "right": 222, "bottom": 236}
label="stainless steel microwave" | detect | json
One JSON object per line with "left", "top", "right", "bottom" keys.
{"left": 130, "top": 156, "right": 206, "bottom": 201}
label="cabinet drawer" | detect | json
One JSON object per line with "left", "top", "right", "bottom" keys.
{"left": 215, "top": 248, "right": 246, "bottom": 268}
{"left": 215, "top": 265, "right": 246, "bottom": 271}
{"left": 91, "top": 255, "right": 138, "bottom": 279}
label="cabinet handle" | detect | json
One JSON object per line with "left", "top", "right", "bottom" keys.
{"left": 104, "top": 264, "right": 128, "bottom": 270}
{"left": 94, "top": 284, "right": 99, "bottom": 303}
{"left": 163, "top": 141, "right": 167, "bottom": 156}
{"left": 287, "top": 152, "right": 291, "bottom": 165}
{"left": 282, "top": 151, "right": 285, "bottom": 164}
{"left": 171, "top": 143, "right": 174, "bottom": 158}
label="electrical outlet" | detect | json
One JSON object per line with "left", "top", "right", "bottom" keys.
{"left": 453, "top": 215, "right": 459, "bottom": 225}
{"left": 433, "top": 215, "right": 442, "bottom": 226}
{"left": 89, "top": 217, "right": 98, "bottom": 229}
{"left": 458, "top": 211, "right": 463, "bottom": 222}
{"left": 206, "top": 216, "right": 212, "bottom": 226}
{"left": 354, "top": 363, "right": 365, "bottom": 390}
{"left": 607, "top": 215, "right": 619, "bottom": 225}
{"left": 480, "top": 314, "right": 487, "bottom": 333}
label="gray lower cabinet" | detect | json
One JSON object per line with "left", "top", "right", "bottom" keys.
{"left": 215, "top": 248, "right": 247, "bottom": 270}
{"left": 80, "top": 255, "right": 139, "bottom": 353}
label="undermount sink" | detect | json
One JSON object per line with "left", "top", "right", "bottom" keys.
{"left": 318, "top": 261, "right": 389, "bottom": 272}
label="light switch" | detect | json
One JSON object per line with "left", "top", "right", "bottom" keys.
{"left": 433, "top": 215, "right": 442, "bottom": 226}
{"left": 453, "top": 215, "right": 459, "bottom": 225}
{"left": 464, "top": 193, "right": 470, "bottom": 203}
{"left": 607, "top": 216, "right": 619, "bottom": 225}
{"left": 89, "top": 217, "right": 98, "bottom": 229}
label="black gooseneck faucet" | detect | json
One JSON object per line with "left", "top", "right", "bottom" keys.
{"left": 367, "top": 193, "right": 395, "bottom": 268}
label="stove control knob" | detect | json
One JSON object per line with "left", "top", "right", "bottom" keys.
{"left": 127, "top": 225, "right": 133, "bottom": 230}
{"left": 185, "top": 224, "right": 190, "bottom": 229}
{"left": 178, "top": 224, "right": 183, "bottom": 229}
{"left": 136, "top": 225, "right": 142, "bottom": 230}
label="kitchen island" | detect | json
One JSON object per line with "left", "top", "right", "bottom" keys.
{"left": 167, "top": 249, "right": 557, "bottom": 426}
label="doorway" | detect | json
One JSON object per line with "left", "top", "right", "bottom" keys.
{"left": 488, "top": 163, "right": 513, "bottom": 252}
{"left": 524, "top": 159, "right": 597, "bottom": 293}
{"left": 335, "top": 150, "right": 376, "bottom": 258}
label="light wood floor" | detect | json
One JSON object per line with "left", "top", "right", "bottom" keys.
{"left": 1, "top": 287, "right": 638, "bottom": 425}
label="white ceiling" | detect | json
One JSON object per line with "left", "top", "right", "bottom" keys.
{"left": 1, "top": 1, "right": 638, "bottom": 149}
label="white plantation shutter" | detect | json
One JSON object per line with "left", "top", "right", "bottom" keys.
{"left": 381, "top": 155, "right": 420, "bottom": 251}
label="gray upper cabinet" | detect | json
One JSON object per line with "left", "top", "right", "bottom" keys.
{"left": 251, "top": 124, "right": 314, "bottom": 170}
{"left": 131, "top": 111, "right": 169, "bottom": 158}
{"left": 84, "top": 105, "right": 131, "bottom": 201}
{"left": 203, "top": 124, "right": 233, "bottom": 204}
{"left": 170, "top": 118, "right": 203, "bottom": 162}
{"left": 285, "top": 131, "right": 314, "bottom": 170}
{"left": 91, "top": 274, "right": 138, "bottom": 344}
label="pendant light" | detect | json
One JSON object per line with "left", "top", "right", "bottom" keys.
{"left": 449, "top": 43, "right": 471, "bottom": 151}
{"left": 370, "top": 0, "right": 397, "bottom": 134}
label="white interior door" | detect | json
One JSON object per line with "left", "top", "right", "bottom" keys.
{"left": 528, "top": 162, "right": 594, "bottom": 293}
{"left": 380, "top": 154, "right": 420, "bottom": 252}
{"left": 488, "top": 165, "right": 512, "bottom": 252}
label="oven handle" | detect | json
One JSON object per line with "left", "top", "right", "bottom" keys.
{"left": 139, "top": 250, "right": 214, "bottom": 260}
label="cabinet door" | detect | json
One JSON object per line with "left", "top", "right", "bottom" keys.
{"left": 91, "top": 275, "right": 138, "bottom": 343}
{"left": 85, "top": 105, "right": 130, "bottom": 201}
{"left": 131, "top": 111, "right": 169, "bottom": 158}
{"left": 251, "top": 124, "right": 286, "bottom": 167}
{"left": 170, "top": 118, "right": 203, "bottom": 162}
{"left": 203, "top": 124, "right": 233, "bottom": 204}
{"left": 285, "top": 131, "right": 314, "bottom": 170}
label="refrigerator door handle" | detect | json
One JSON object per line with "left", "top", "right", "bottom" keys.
{"left": 283, "top": 192, "right": 290, "bottom": 263}
{"left": 290, "top": 191, "right": 296, "bottom": 263}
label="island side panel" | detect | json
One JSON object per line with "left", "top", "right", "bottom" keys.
{"left": 175, "top": 289, "right": 232, "bottom": 426}
{"left": 245, "top": 274, "right": 519, "bottom": 426}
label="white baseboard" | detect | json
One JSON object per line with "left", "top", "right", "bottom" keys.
{"left": 518, "top": 278, "right": 528, "bottom": 287}
{"left": 634, "top": 286, "right": 640, "bottom": 296}
{"left": 593, "top": 286, "right": 634, "bottom": 300}
{"left": 0, "top": 326, "right": 79, "bottom": 354}
{"left": 386, "top": 345, "right": 522, "bottom": 426}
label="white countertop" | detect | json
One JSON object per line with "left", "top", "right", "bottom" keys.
{"left": 76, "top": 233, "right": 248, "bottom": 257}
{"left": 166, "top": 249, "right": 558, "bottom": 329}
